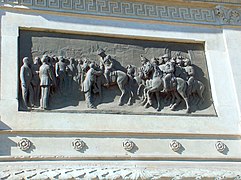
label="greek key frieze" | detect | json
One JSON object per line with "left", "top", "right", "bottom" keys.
{"left": 1, "top": 0, "right": 221, "bottom": 25}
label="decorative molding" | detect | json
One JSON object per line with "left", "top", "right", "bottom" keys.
{"left": 0, "top": 0, "right": 218, "bottom": 25}
{"left": 215, "top": 141, "right": 227, "bottom": 153}
{"left": 170, "top": 140, "right": 182, "bottom": 152}
{"left": 189, "top": 0, "right": 241, "bottom": 5}
{"left": 123, "top": 139, "right": 135, "bottom": 151}
{"left": 17, "top": 138, "right": 32, "bottom": 151}
{"left": 215, "top": 5, "right": 240, "bottom": 24}
{"left": 72, "top": 139, "right": 86, "bottom": 151}
{"left": 2, "top": 0, "right": 241, "bottom": 26}
{"left": 1, "top": 166, "right": 241, "bottom": 179}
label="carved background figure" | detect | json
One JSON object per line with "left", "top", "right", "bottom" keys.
{"left": 83, "top": 62, "right": 102, "bottom": 109}
{"left": 20, "top": 57, "right": 34, "bottom": 109}
{"left": 55, "top": 56, "right": 67, "bottom": 94}
{"left": 39, "top": 55, "right": 55, "bottom": 109}
{"left": 31, "top": 56, "right": 41, "bottom": 106}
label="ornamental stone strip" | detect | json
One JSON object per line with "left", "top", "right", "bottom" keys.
{"left": 0, "top": 0, "right": 229, "bottom": 25}
{"left": 2, "top": 0, "right": 241, "bottom": 26}
{"left": 1, "top": 167, "right": 241, "bottom": 179}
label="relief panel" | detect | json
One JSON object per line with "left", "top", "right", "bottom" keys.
{"left": 18, "top": 30, "right": 215, "bottom": 116}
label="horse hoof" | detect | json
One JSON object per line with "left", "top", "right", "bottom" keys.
{"left": 127, "top": 102, "right": 132, "bottom": 106}
{"left": 140, "top": 101, "right": 146, "bottom": 106}
{"left": 144, "top": 104, "right": 149, "bottom": 108}
{"left": 170, "top": 106, "right": 175, "bottom": 111}
{"left": 119, "top": 102, "right": 124, "bottom": 106}
{"left": 186, "top": 109, "right": 191, "bottom": 114}
{"left": 156, "top": 107, "right": 161, "bottom": 111}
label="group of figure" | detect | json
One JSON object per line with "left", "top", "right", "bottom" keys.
{"left": 20, "top": 48, "right": 205, "bottom": 113}
{"left": 20, "top": 55, "right": 84, "bottom": 110}
{"left": 135, "top": 53, "right": 205, "bottom": 113}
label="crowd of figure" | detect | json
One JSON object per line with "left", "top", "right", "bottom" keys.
{"left": 20, "top": 55, "right": 85, "bottom": 110}
{"left": 20, "top": 48, "right": 205, "bottom": 113}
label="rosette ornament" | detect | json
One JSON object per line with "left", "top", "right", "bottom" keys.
{"left": 170, "top": 140, "right": 181, "bottom": 152}
{"left": 215, "top": 141, "right": 227, "bottom": 153}
{"left": 18, "top": 138, "right": 32, "bottom": 151}
{"left": 123, "top": 139, "right": 135, "bottom": 151}
{"left": 72, "top": 139, "right": 85, "bottom": 151}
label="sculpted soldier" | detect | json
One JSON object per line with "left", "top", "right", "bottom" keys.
{"left": 83, "top": 62, "right": 102, "bottom": 109}
{"left": 184, "top": 58, "right": 195, "bottom": 95}
{"left": 97, "top": 49, "right": 116, "bottom": 87}
{"left": 31, "top": 56, "right": 41, "bottom": 106}
{"left": 161, "top": 54, "right": 176, "bottom": 92}
{"left": 39, "top": 55, "right": 55, "bottom": 110}
{"left": 55, "top": 56, "right": 67, "bottom": 94}
{"left": 20, "top": 57, "right": 34, "bottom": 109}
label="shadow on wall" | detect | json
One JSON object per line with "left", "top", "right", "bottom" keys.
{"left": 0, "top": 121, "right": 15, "bottom": 156}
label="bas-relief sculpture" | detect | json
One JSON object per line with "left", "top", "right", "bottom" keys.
{"left": 18, "top": 31, "right": 214, "bottom": 115}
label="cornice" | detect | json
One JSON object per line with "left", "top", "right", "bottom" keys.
{"left": 1, "top": 0, "right": 241, "bottom": 27}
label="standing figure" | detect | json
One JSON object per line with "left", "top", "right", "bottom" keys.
{"left": 39, "top": 55, "right": 55, "bottom": 110}
{"left": 20, "top": 57, "right": 34, "bottom": 109}
{"left": 83, "top": 63, "right": 102, "bottom": 109}
{"left": 31, "top": 56, "right": 41, "bottom": 106}
{"left": 49, "top": 55, "right": 57, "bottom": 95}
{"left": 55, "top": 56, "right": 67, "bottom": 94}
{"left": 75, "top": 59, "right": 83, "bottom": 90}
{"left": 66, "top": 57, "right": 76, "bottom": 92}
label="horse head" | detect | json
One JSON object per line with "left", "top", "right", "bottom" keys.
{"left": 143, "top": 61, "right": 154, "bottom": 79}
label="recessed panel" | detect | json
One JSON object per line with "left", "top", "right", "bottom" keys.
{"left": 18, "top": 30, "right": 215, "bottom": 116}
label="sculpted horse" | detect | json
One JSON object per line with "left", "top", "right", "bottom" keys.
{"left": 82, "top": 60, "right": 134, "bottom": 106}
{"left": 142, "top": 61, "right": 191, "bottom": 113}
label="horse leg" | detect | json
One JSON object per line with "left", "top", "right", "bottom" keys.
{"left": 170, "top": 91, "right": 181, "bottom": 110}
{"left": 155, "top": 91, "right": 161, "bottom": 111}
{"left": 169, "top": 91, "right": 175, "bottom": 108}
{"left": 147, "top": 87, "right": 159, "bottom": 107}
{"left": 178, "top": 89, "right": 191, "bottom": 114}
{"left": 127, "top": 82, "right": 134, "bottom": 106}
{"left": 197, "top": 84, "right": 205, "bottom": 107}
{"left": 117, "top": 82, "right": 126, "bottom": 106}
{"left": 141, "top": 86, "right": 150, "bottom": 105}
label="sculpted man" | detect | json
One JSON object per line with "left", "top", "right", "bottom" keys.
{"left": 39, "top": 55, "right": 55, "bottom": 110}
{"left": 97, "top": 49, "right": 117, "bottom": 87}
{"left": 83, "top": 62, "right": 102, "bottom": 109}
{"left": 161, "top": 54, "right": 176, "bottom": 92}
{"left": 55, "top": 56, "right": 67, "bottom": 94}
{"left": 31, "top": 56, "right": 41, "bottom": 106}
{"left": 20, "top": 57, "right": 34, "bottom": 109}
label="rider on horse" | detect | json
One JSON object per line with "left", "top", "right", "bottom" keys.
{"left": 97, "top": 49, "right": 116, "bottom": 87}
{"left": 161, "top": 54, "right": 176, "bottom": 92}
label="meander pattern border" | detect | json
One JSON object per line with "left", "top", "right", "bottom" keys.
{"left": 1, "top": 0, "right": 241, "bottom": 26}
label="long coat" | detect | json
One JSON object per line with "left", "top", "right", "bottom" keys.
{"left": 83, "top": 68, "right": 102, "bottom": 93}
{"left": 39, "top": 63, "right": 53, "bottom": 86}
